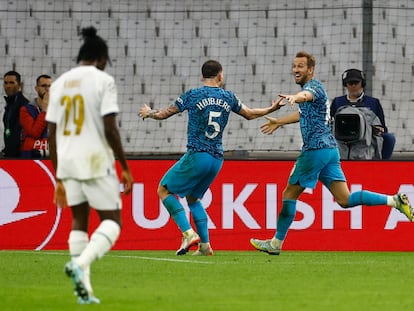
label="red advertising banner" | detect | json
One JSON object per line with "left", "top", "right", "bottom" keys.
{"left": 0, "top": 159, "right": 413, "bottom": 251}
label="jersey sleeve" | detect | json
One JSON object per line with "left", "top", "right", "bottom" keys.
{"left": 100, "top": 76, "right": 119, "bottom": 116}
{"left": 174, "top": 91, "right": 189, "bottom": 112}
{"left": 304, "top": 80, "right": 327, "bottom": 104}
{"left": 45, "top": 83, "right": 59, "bottom": 123}
{"left": 231, "top": 92, "right": 243, "bottom": 113}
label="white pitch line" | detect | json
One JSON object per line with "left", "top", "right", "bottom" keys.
{"left": 107, "top": 254, "right": 214, "bottom": 264}
{"left": 4, "top": 250, "right": 214, "bottom": 265}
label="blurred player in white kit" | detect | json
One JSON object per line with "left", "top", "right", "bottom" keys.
{"left": 46, "top": 26, "right": 133, "bottom": 304}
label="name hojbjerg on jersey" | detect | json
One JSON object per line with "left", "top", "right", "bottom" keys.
{"left": 196, "top": 97, "right": 231, "bottom": 112}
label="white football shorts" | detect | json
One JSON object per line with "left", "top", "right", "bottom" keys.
{"left": 62, "top": 174, "right": 122, "bottom": 210}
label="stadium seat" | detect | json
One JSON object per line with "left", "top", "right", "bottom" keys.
{"left": 1, "top": 15, "right": 39, "bottom": 39}
{"left": 119, "top": 18, "right": 157, "bottom": 40}
{"left": 237, "top": 18, "right": 277, "bottom": 39}
{"left": 208, "top": 37, "right": 246, "bottom": 59}
{"left": 199, "top": 19, "right": 238, "bottom": 39}
{"left": 41, "top": 19, "right": 78, "bottom": 49}
{"left": 168, "top": 37, "right": 207, "bottom": 59}
{"left": 127, "top": 37, "right": 167, "bottom": 58}
{"left": 229, "top": 1, "right": 267, "bottom": 20}
{"left": 188, "top": 1, "right": 228, "bottom": 20}
{"left": 159, "top": 19, "right": 196, "bottom": 39}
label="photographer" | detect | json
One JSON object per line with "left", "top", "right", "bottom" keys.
{"left": 330, "top": 68, "right": 395, "bottom": 160}
{"left": 19, "top": 74, "right": 51, "bottom": 158}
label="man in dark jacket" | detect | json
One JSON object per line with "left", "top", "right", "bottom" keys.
{"left": 2, "top": 71, "right": 30, "bottom": 158}
{"left": 330, "top": 68, "right": 396, "bottom": 160}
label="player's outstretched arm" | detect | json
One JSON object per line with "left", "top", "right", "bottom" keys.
{"left": 260, "top": 116, "right": 280, "bottom": 135}
{"left": 279, "top": 91, "right": 313, "bottom": 105}
{"left": 260, "top": 111, "right": 300, "bottom": 135}
{"left": 139, "top": 103, "right": 179, "bottom": 120}
{"left": 238, "top": 97, "right": 285, "bottom": 120}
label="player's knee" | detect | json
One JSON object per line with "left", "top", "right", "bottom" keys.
{"left": 186, "top": 196, "right": 198, "bottom": 205}
{"left": 157, "top": 184, "right": 169, "bottom": 199}
{"left": 336, "top": 198, "right": 350, "bottom": 208}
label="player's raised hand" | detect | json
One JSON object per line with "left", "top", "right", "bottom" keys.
{"left": 279, "top": 93, "right": 296, "bottom": 106}
{"left": 40, "top": 91, "right": 49, "bottom": 112}
{"left": 260, "top": 116, "right": 282, "bottom": 135}
{"left": 138, "top": 103, "right": 151, "bottom": 119}
{"left": 271, "top": 97, "right": 286, "bottom": 110}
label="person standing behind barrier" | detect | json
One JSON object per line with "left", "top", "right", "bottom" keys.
{"left": 2, "top": 71, "right": 29, "bottom": 158}
{"left": 20, "top": 74, "right": 52, "bottom": 158}
{"left": 47, "top": 26, "right": 133, "bottom": 304}
{"left": 249, "top": 51, "right": 413, "bottom": 256}
{"left": 139, "top": 59, "right": 284, "bottom": 256}
{"left": 330, "top": 69, "right": 396, "bottom": 160}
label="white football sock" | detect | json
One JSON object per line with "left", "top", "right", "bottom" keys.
{"left": 68, "top": 230, "right": 88, "bottom": 257}
{"left": 271, "top": 238, "right": 283, "bottom": 249}
{"left": 387, "top": 195, "right": 396, "bottom": 207}
{"left": 183, "top": 228, "right": 196, "bottom": 237}
{"left": 199, "top": 242, "right": 210, "bottom": 250}
{"left": 75, "top": 220, "right": 121, "bottom": 270}
{"left": 68, "top": 230, "right": 93, "bottom": 293}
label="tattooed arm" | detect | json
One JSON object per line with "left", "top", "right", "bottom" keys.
{"left": 139, "top": 103, "right": 179, "bottom": 120}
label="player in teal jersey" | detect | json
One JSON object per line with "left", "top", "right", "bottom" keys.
{"left": 139, "top": 59, "right": 284, "bottom": 255}
{"left": 250, "top": 51, "right": 413, "bottom": 255}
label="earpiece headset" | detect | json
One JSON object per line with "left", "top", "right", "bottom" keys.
{"left": 341, "top": 69, "right": 366, "bottom": 87}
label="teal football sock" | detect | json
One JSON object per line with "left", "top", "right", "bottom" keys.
{"left": 275, "top": 199, "right": 297, "bottom": 241}
{"left": 348, "top": 190, "right": 387, "bottom": 207}
{"left": 189, "top": 201, "right": 209, "bottom": 243}
{"left": 163, "top": 194, "right": 191, "bottom": 233}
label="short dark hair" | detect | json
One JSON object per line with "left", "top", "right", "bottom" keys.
{"left": 4, "top": 71, "right": 22, "bottom": 84}
{"left": 295, "top": 51, "right": 316, "bottom": 68}
{"left": 36, "top": 74, "right": 51, "bottom": 85}
{"left": 76, "top": 26, "right": 109, "bottom": 63}
{"left": 202, "top": 60, "right": 222, "bottom": 79}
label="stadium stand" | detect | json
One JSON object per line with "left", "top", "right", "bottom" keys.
{"left": 0, "top": 0, "right": 413, "bottom": 159}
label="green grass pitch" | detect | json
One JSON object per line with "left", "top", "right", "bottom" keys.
{"left": 1, "top": 250, "right": 413, "bottom": 310}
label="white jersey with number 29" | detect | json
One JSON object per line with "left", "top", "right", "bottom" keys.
{"left": 46, "top": 65, "right": 119, "bottom": 180}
